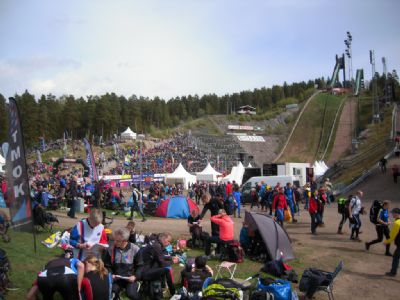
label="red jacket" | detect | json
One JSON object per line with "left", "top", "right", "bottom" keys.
{"left": 309, "top": 196, "right": 318, "bottom": 214}
{"left": 211, "top": 215, "right": 234, "bottom": 241}
{"left": 226, "top": 184, "right": 233, "bottom": 196}
{"left": 272, "top": 193, "right": 288, "bottom": 210}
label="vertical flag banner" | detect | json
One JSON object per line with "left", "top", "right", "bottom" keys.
{"left": 83, "top": 138, "right": 98, "bottom": 181}
{"left": 5, "top": 97, "right": 33, "bottom": 230}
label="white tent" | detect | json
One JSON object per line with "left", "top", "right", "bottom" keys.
{"left": 196, "top": 163, "right": 222, "bottom": 182}
{"left": 165, "top": 163, "right": 197, "bottom": 189}
{"left": 0, "top": 154, "right": 5, "bottom": 174}
{"left": 121, "top": 127, "right": 137, "bottom": 140}
{"left": 313, "top": 160, "right": 329, "bottom": 177}
{"left": 222, "top": 162, "right": 245, "bottom": 186}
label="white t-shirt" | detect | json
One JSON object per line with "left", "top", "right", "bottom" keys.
{"left": 350, "top": 196, "right": 362, "bottom": 215}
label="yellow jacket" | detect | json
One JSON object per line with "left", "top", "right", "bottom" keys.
{"left": 384, "top": 218, "right": 400, "bottom": 244}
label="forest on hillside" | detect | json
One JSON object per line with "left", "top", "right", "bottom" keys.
{"left": 0, "top": 79, "right": 319, "bottom": 147}
{"left": 0, "top": 73, "right": 398, "bottom": 148}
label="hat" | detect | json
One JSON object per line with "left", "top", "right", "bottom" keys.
{"left": 391, "top": 208, "right": 400, "bottom": 214}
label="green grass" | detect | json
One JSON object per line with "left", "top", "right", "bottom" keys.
{"left": 279, "top": 93, "right": 344, "bottom": 162}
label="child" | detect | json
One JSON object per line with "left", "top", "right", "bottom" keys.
{"left": 240, "top": 222, "right": 250, "bottom": 254}
{"left": 126, "top": 221, "right": 136, "bottom": 244}
{"left": 181, "top": 256, "right": 213, "bottom": 292}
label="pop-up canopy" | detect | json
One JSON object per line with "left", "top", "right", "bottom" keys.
{"left": 196, "top": 163, "right": 222, "bottom": 182}
{"left": 165, "top": 163, "right": 196, "bottom": 189}
{"left": 121, "top": 127, "right": 137, "bottom": 140}
{"left": 222, "top": 162, "right": 245, "bottom": 185}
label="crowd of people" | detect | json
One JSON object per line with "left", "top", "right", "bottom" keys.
{"left": 106, "top": 133, "right": 212, "bottom": 175}
{"left": 26, "top": 208, "right": 221, "bottom": 300}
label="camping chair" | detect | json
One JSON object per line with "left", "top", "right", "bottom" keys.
{"left": 215, "top": 261, "right": 237, "bottom": 279}
{"left": 315, "top": 260, "right": 344, "bottom": 300}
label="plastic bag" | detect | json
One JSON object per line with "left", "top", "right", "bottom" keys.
{"left": 258, "top": 279, "right": 292, "bottom": 300}
{"left": 284, "top": 210, "right": 292, "bottom": 222}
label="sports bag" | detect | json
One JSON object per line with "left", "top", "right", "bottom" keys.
{"left": 202, "top": 283, "right": 241, "bottom": 300}
{"left": 257, "top": 279, "right": 292, "bottom": 300}
{"left": 227, "top": 241, "right": 244, "bottom": 263}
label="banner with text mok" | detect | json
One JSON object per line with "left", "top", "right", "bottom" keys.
{"left": 3, "top": 97, "right": 33, "bottom": 231}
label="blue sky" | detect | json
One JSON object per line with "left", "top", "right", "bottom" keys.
{"left": 0, "top": 0, "right": 399, "bottom": 99}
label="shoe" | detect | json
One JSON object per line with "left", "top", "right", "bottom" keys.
{"left": 127, "top": 217, "right": 133, "bottom": 220}
{"left": 292, "top": 219, "right": 298, "bottom": 223}
{"left": 141, "top": 219, "right": 147, "bottom": 222}
{"left": 238, "top": 216, "right": 241, "bottom": 218}
{"left": 337, "top": 229, "right": 343, "bottom": 234}
{"left": 385, "top": 272, "right": 396, "bottom": 277}
{"left": 385, "top": 252, "right": 393, "bottom": 257}
{"left": 352, "top": 237, "right": 361, "bottom": 242}
{"left": 365, "top": 243, "right": 370, "bottom": 251}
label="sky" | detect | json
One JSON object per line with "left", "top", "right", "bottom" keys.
{"left": 0, "top": 0, "right": 399, "bottom": 99}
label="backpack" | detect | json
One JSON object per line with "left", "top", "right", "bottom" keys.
{"left": 0, "top": 249, "right": 11, "bottom": 298}
{"left": 250, "top": 290, "right": 275, "bottom": 300}
{"left": 369, "top": 200, "right": 383, "bottom": 224}
{"left": 344, "top": 196, "right": 354, "bottom": 218}
{"left": 337, "top": 197, "right": 347, "bottom": 214}
{"left": 203, "top": 278, "right": 245, "bottom": 300}
{"left": 227, "top": 241, "right": 244, "bottom": 263}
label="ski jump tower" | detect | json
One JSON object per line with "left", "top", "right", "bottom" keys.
{"left": 328, "top": 54, "right": 346, "bottom": 88}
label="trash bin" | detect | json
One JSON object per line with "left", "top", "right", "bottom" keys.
{"left": 77, "top": 198, "right": 85, "bottom": 213}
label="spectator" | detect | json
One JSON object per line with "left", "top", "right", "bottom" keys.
{"left": 136, "top": 232, "right": 179, "bottom": 297}
{"left": 69, "top": 209, "right": 108, "bottom": 260}
{"left": 384, "top": 207, "right": 400, "bottom": 277}
{"left": 309, "top": 190, "right": 322, "bottom": 235}
{"left": 26, "top": 249, "right": 84, "bottom": 300}
{"left": 205, "top": 209, "right": 234, "bottom": 257}
{"left": 200, "top": 193, "right": 223, "bottom": 237}
{"left": 104, "top": 227, "right": 140, "bottom": 300}
{"left": 272, "top": 187, "right": 288, "bottom": 226}
{"left": 366, "top": 200, "right": 392, "bottom": 256}
{"left": 82, "top": 254, "right": 112, "bottom": 300}
{"left": 349, "top": 191, "right": 363, "bottom": 242}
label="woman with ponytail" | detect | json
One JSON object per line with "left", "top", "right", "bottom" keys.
{"left": 82, "top": 255, "right": 112, "bottom": 300}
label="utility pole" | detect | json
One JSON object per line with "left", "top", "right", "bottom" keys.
{"left": 370, "top": 50, "right": 379, "bottom": 122}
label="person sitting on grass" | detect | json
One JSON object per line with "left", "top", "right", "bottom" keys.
{"left": 188, "top": 209, "right": 203, "bottom": 246}
{"left": 126, "top": 220, "right": 137, "bottom": 244}
{"left": 135, "top": 232, "right": 179, "bottom": 297}
{"left": 104, "top": 227, "right": 140, "bottom": 300}
{"left": 26, "top": 249, "right": 84, "bottom": 300}
{"left": 205, "top": 209, "right": 234, "bottom": 258}
{"left": 82, "top": 254, "right": 112, "bottom": 300}
{"left": 181, "top": 256, "right": 213, "bottom": 293}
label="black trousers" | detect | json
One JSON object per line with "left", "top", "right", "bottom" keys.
{"left": 38, "top": 274, "right": 79, "bottom": 300}
{"left": 112, "top": 279, "right": 140, "bottom": 300}
{"left": 367, "top": 225, "right": 391, "bottom": 252}
{"left": 141, "top": 267, "right": 175, "bottom": 295}
{"left": 338, "top": 213, "right": 348, "bottom": 231}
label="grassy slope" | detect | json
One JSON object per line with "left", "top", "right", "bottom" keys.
{"left": 279, "top": 93, "right": 344, "bottom": 162}
{"left": 333, "top": 106, "right": 393, "bottom": 185}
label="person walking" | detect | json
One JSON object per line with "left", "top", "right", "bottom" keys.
{"left": 309, "top": 190, "right": 322, "bottom": 235}
{"left": 127, "top": 185, "right": 146, "bottom": 222}
{"left": 232, "top": 186, "right": 241, "bottom": 218}
{"left": 366, "top": 200, "right": 392, "bottom": 256}
{"left": 379, "top": 157, "right": 387, "bottom": 173}
{"left": 384, "top": 207, "right": 400, "bottom": 277}
{"left": 272, "top": 187, "right": 288, "bottom": 226}
{"left": 349, "top": 191, "right": 363, "bottom": 242}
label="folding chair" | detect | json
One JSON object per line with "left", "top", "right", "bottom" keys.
{"left": 316, "top": 260, "right": 344, "bottom": 300}
{"left": 215, "top": 261, "right": 237, "bottom": 279}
